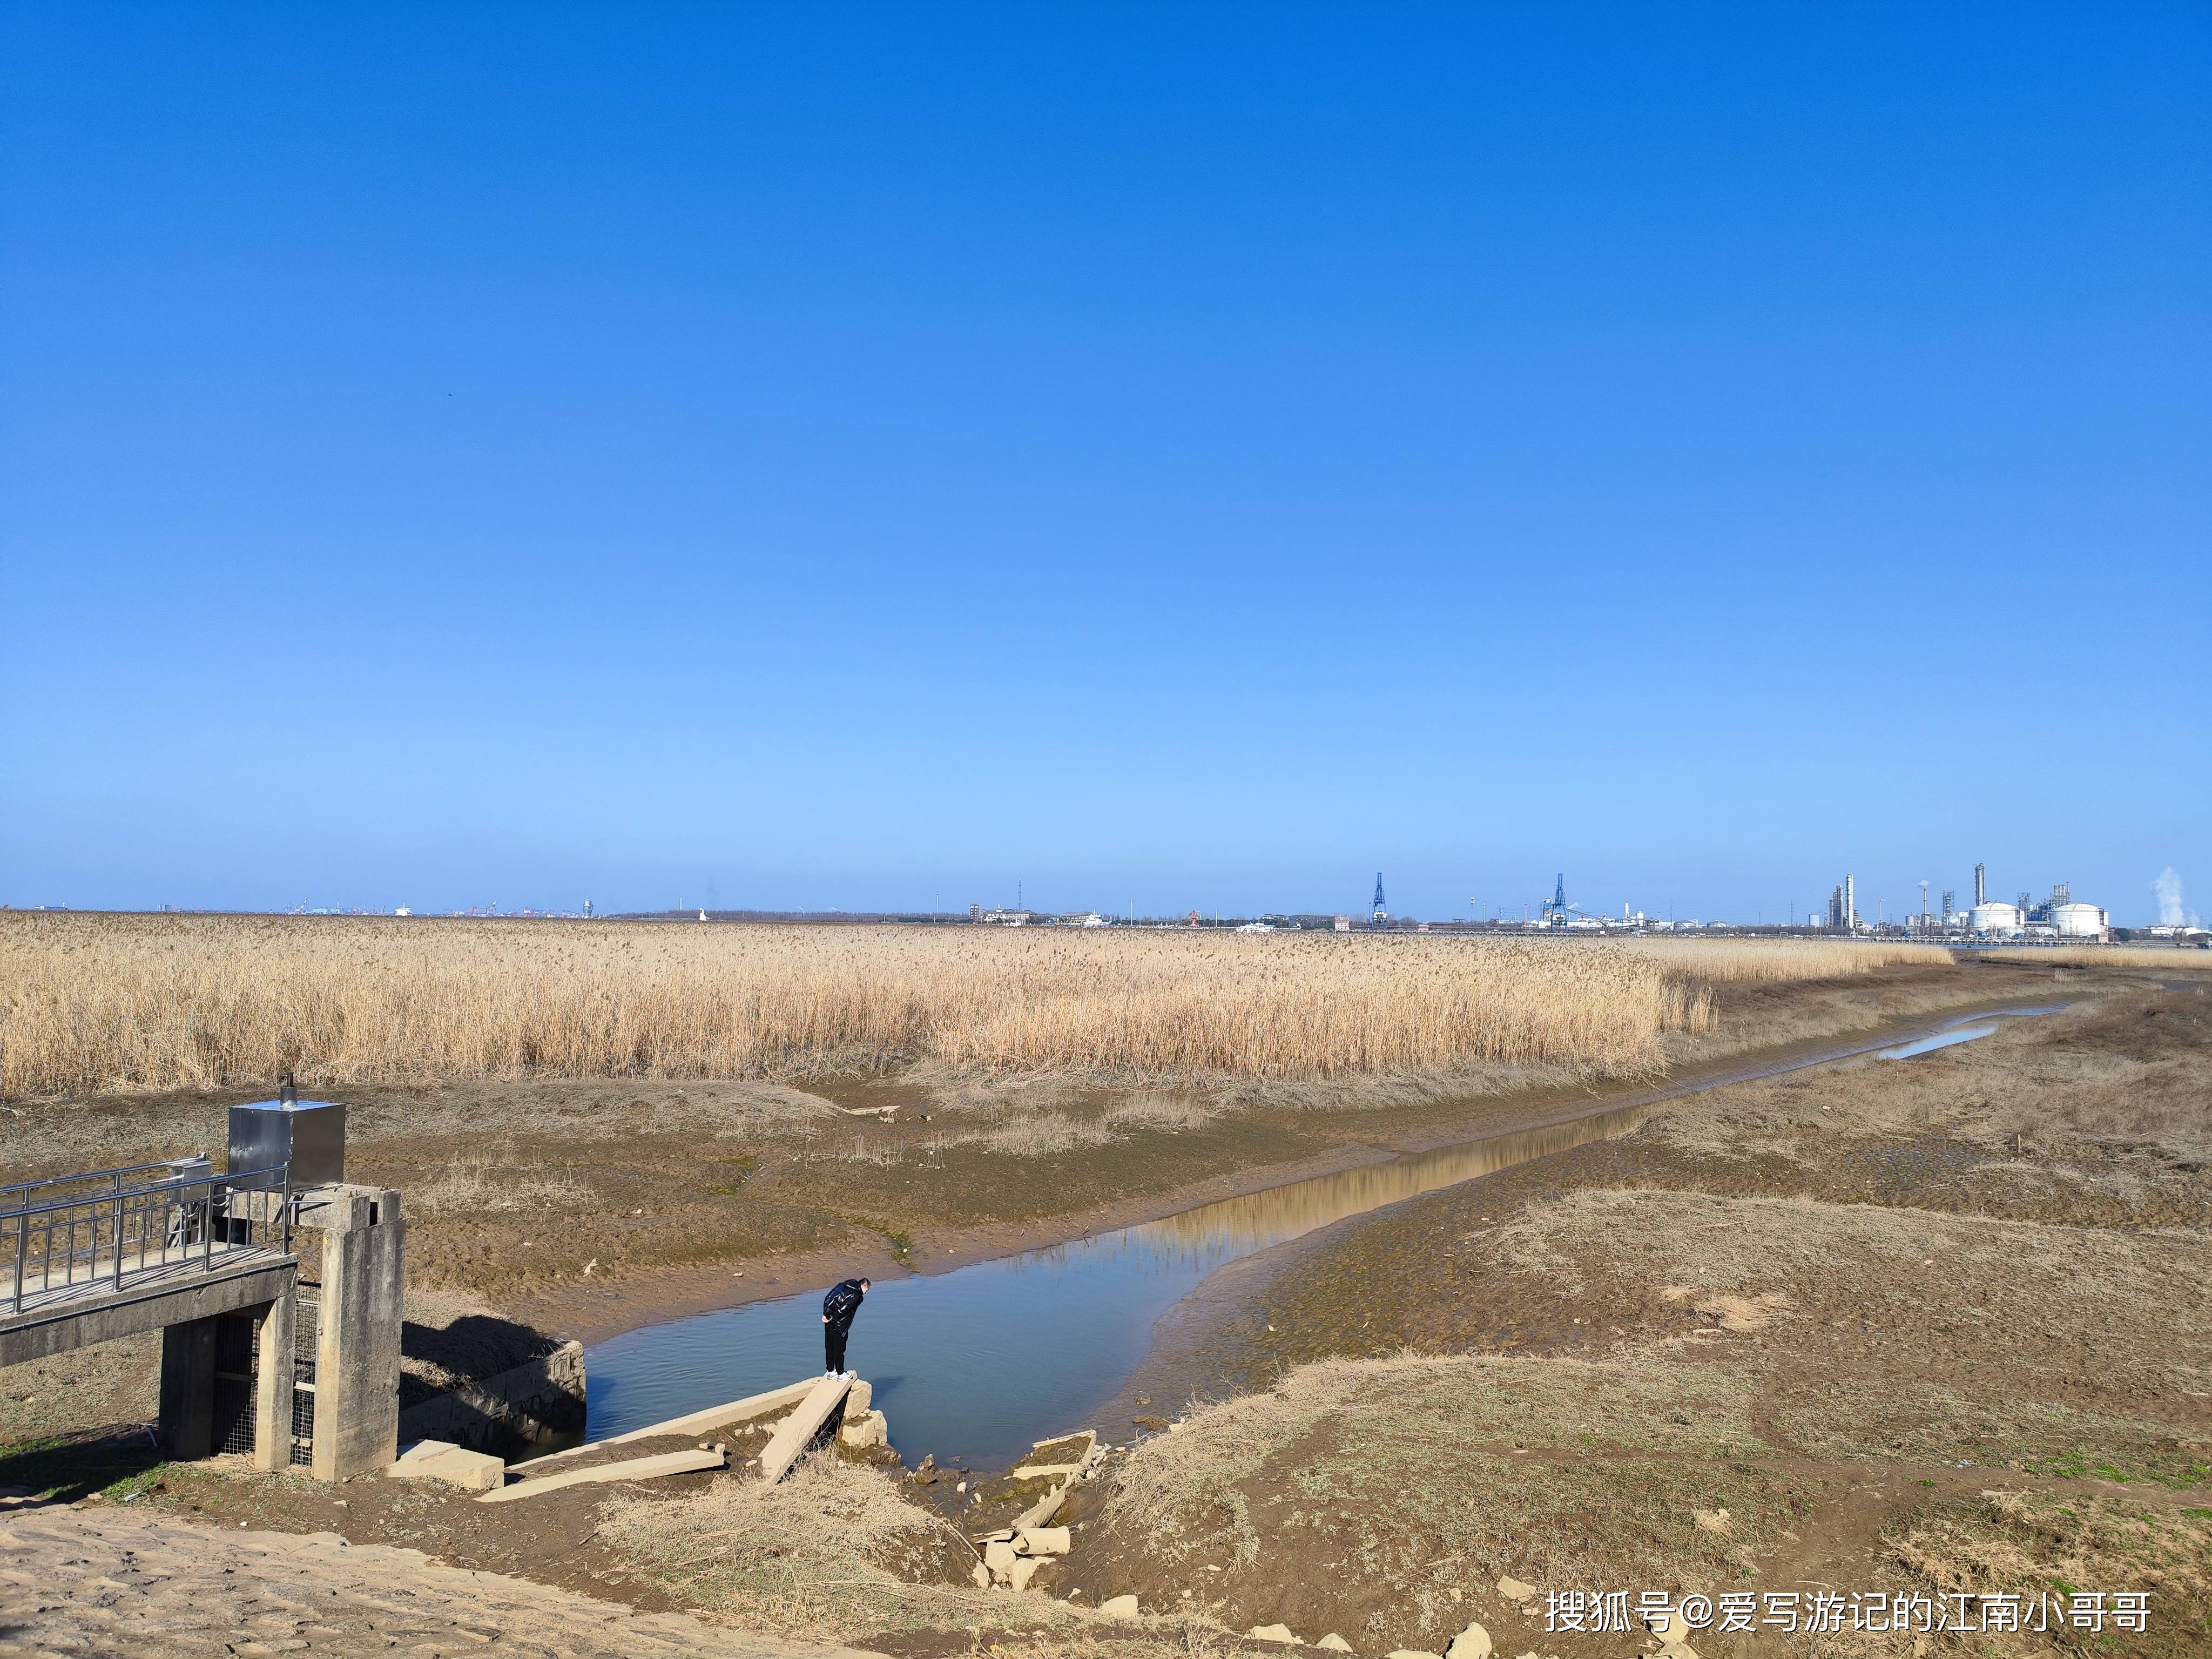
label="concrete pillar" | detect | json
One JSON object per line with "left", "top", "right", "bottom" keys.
{"left": 299, "top": 1185, "right": 405, "bottom": 1482}
{"left": 157, "top": 1316, "right": 219, "bottom": 1458}
{"left": 251, "top": 1291, "right": 296, "bottom": 1473}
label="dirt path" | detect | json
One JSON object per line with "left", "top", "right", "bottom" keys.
{"left": 0, "top": 1505, "right": 887, "bottom": 1659}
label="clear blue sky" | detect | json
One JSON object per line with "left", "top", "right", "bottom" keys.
{"left": 3, "top": 5, "right": 2207, "bottom": 924}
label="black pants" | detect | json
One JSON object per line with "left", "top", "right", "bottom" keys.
{"left": 825, "top": 1318, "right": 852, "bottom": 1373}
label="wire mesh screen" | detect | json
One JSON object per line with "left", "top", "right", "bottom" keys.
{"left": 289, "top": 1283, "right": 320, "bottom": 1467}
{"left": 215, "top": 1310, "right": 257, "bottom": 1456}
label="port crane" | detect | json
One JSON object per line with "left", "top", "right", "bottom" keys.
{"left": 1540, "top": 873, "right": 1607, "bottom": 929}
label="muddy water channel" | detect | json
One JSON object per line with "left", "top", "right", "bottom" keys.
{"left": 582, "top": 1003, "right": 2066, "bottom": 1468}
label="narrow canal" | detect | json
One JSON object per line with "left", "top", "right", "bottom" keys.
{"left": 579, "top": 1002, "right": 2065, "bottom": 1468}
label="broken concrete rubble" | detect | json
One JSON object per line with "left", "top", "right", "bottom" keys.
{"left": 838, "top": 1408, "right": 890, "bottom": 1449}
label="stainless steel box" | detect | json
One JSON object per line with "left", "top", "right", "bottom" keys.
{"left": 227, "top": 1099, "right": 346, "bottom": 1188}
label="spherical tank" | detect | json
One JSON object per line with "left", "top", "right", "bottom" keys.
{"left": 1970, "top": 902, "right": 2023, "bottom": 936}
{"left": 2053, "top": 902, "right": 2107, "bottom": 938}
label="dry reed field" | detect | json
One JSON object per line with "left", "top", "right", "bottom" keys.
{"left": 1621, "top": 935, "right": 1953, "bottom": 979}
{"left": 1, "top": 912, "right": 1961, "bottom": 1101}
{"left": 1969, "top": 944, "right": 2212, "bottom": 970}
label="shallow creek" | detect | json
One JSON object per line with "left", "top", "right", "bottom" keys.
{"left": 579, "top": 1003, "right": 2065, "bottom": 1468}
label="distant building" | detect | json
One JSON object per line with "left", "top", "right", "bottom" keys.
{"left": 1333, "top": 915, "right": 1352, "bottom": 932}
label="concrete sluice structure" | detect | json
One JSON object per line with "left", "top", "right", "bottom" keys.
{"left": 1, "top": 1098, "right": 410, "bottom": 1483}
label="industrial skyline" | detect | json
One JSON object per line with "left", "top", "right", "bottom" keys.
{"left": 13, "top": 859, "right": 2189, "bottom": 937}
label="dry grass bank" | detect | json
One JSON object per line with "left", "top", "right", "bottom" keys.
{"left": 599, "top": 1453, "right": 984, "bottom": 1635}
{"left": 0, "top": 912, "right": 1975, "bottom": 1100}
{"left": 1624, "top": 936, "right": 1954, "bottom": 980}
{"left": 1971, "top": 945, "right": 2212, "bottom": 970}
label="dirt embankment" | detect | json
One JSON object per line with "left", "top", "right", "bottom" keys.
{"left": 1068, "top": 979, "right": 2212, "bottom": 1657}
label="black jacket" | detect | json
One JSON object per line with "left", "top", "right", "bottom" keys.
{"left": 822, "top": 1279, "right": 867, "bottom": 1326}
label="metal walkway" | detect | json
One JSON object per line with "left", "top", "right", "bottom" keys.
{"left": 1, "top": 1161, "right": 296, "bottom": 1368}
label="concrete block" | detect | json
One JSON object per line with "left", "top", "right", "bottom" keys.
{"left": 838, "top": 1409, "right": 888, "bottom": 1449}
{"left": 845, "top": 1378, "right": 872, "bottom": 1415}
{"left": 1444, "top": 1623, "right": 1491, "bottom": 1659}
{"left": 1317, "top": 1636, "right": 1353, "bottom": 1651}
{"left": 1007, "top": 1557, "right": 1041, "bottom": 1593}
{"left": 1099, "top": 1595, "right": 1139, "bottom": 1620}
{"left": 389, "top": 1440, "right": 505, "bottom": 1493}
{"left": 1015, "top": 1526, "right": 1070, "bottom": 1556}
{"left": 983, "top": 1540, "right": 1018, "bottom": 1581}
{"left": 1250, "top": 1626, "right": 1298, "bottom": 1644}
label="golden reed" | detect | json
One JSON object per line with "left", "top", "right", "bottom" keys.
{"left": 0, "top": 912, "right": 1951, "bottom": 1098}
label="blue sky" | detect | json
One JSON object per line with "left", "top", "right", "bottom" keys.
{"left": 3, "top": 5, "right": 2206, "bottom": 924}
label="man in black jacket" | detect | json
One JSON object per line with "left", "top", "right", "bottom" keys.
{"left": 821, "top": 1277, "right": 869, "bottom": 1375}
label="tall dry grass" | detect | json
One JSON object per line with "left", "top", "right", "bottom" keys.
{"left": 1966, "top": 945, "right": 2212, "bottom": 970}
{"left": 0, "top": 912, "right": 1952, "bottom": 1101}
{"left": 1620, "top": 936, "right": 1953, "bottom": 980}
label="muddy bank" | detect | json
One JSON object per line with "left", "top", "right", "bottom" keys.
{"left": 1054, "top": 979, "right": 2212, "bottom": 1656}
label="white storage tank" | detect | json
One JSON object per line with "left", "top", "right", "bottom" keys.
{"left": 1970, "top": 901, "right": 2024, "bottom": 936}
{"left": 2053, "top": 902, "right": 2108, "bottom": 938}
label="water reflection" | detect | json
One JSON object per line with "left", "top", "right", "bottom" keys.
{"left": 1877, "top": 1005, "right": 2063, "bottom": 1061}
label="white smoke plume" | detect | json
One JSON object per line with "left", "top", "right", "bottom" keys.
{"left": 2152, "top": 867, "right": 2195, "bottom": 928}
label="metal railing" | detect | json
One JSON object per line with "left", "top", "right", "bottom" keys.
{"left": 3, "top": 1160, "right": 293, "bottom": 1318}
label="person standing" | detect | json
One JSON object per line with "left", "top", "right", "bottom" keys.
{"left": 821, "top": 1277, "right": 869, "bottom": 1375}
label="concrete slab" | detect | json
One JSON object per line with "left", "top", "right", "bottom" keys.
{"left": 477, "top": 1446, "right": 725, "bottom": 1504}
{"left": 1012, "top": 1482, "right": 1070, "bottom": 1530}
{"left": 514, "top": 1378, "right": 818, "bottom": 1474}
{"left": 756, "top": 1374, "right": 852, "bottom": 1484}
